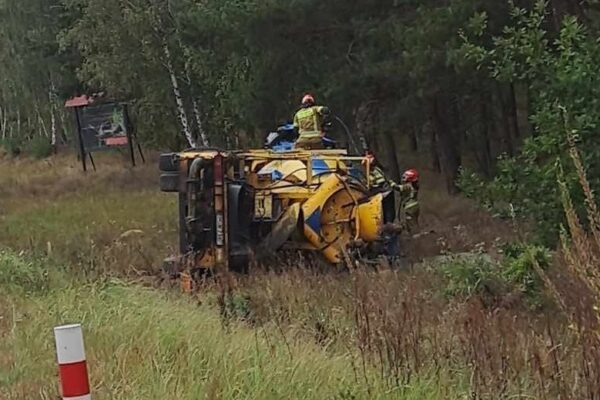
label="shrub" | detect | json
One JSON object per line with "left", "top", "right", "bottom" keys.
{"left": 25, "top": 136, "right": 54, "bottom": 159}
{"left": 0, "top": 251, "right": 52, "bottom": 294}
{"left": 436, "top": 252, "right": 504, "bottom": 299}
{"left": 500, "top": 242, "right": 551, "bottom": 305}
{"left": 0, "top": 137, "right": 22, "bottom": 157}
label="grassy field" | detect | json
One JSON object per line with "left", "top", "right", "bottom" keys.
{"left": 0, "top": 253, "right": 454, "bottom": 400}
{"left": 0, "top": 151, "right": 598, "bottom": 399}
{"left": 0, "top": 152, "right": 176, "bottom": 275}
{"left": 0, "top": 152, "right": 450, "bottom": 399}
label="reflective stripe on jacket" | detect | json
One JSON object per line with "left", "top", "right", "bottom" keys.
{"left": 293, "top": 106, "right": 326, "bottom": 138}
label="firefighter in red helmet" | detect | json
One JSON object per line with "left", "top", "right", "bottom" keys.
{"left": 363, "top": 150, "right": 420, "bottom": 231}
{"left": 293, "top": 93, "right": 330, "bottom": 149}
{"left": 400, "top": 168, "right": 420, "bottom": 230}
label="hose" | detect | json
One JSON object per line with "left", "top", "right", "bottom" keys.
{"left": 332, "top": 115, "right": 359, "bottom": 155}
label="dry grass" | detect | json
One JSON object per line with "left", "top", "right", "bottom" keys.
{"left": 1, "top": 147, "right": 599, "bottom": 398}
{"left": 209, "top": 260, "right": 595, "bottom": 399}
{"left": 0, "top": 151, "right": 177, "bottom": 276}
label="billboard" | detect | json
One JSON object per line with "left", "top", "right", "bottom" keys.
{"left": 65, "top": 96, "right": 144, "bottom": 171}
{"left": 78, "top": 102, "right": 130, "bottom": 152}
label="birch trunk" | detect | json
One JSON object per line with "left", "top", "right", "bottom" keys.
{"left": 36, "top": 105, "right": 49, "bottom": 138}
{"left": 58, "top": 109, "right": 68, "bottom": 144}
{"left": 49, "top": 84, "right": 57, "bottom": 148}
{"left": 167, "top": 0, "right": 208, "bottom": 147}
{"left": 163, "top": 39, "right": 196, "bottom": 148}
{"left": 0, "top": 106, "right": 6, "bottom": 139}
{"left": 16, "top": 109, "right": 21, "bottom": 139}
{"left": 190, "top": 88, "right": 208, "bottom": 147}
{"left": 182, "top": 45, "right": 209, "bottom": 147}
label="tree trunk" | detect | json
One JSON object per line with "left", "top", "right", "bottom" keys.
{"left": 49, "top": 86, "right": 57, "bottom": 150}
{"left": 166, "top": 0, "right": 208, "bottom": 147}
{"left": 36, "top": 106, "right": 49, "bottom": 138}
{"left": 477, "top": 92, "right": 493, "bottom": 177}
{"left": 0, "top": 106, "right": 6, "bottom": 139}
{"left": 58, "top": 108, "right": 69, "bottom": 144}
{"left": 409, "top": 125, "right": 418, "bottom": 151}
{"left": 430, "top": 127, "right": 441, "bottom": 173}
{"left": 496, "top": 83, "right": 515, "bottom": 156}
{"left": 191, "top": 95, "right": 208, "bottom": 147}
{"left": 180, "top": 42, "right": 209, "bottom": 147}
{"left": 508, "top": 83, "right": 520, "bottom": 139}
{"left": 430, "top": 95, "right": 462, "bottom": 194}
{"left": 162, "top": 39, "right": 196, "bottom": 148}
{"left": 520, "top": 83, "right": 533, "bottom": 137}
{"left": 354, "top": 100, "right": 378, "bottom": 151}
{"left": 383, "top": 132, "right": 401, "bottom": 182}
{"left": 16, "top": 110, "right": 21, "bottom": 139}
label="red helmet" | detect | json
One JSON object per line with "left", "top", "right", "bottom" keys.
{"left": 302, "top": 94, "right": 315, "bottom": 105}
{"left": 402, "top": 168, "right": 419, "bottom": 183}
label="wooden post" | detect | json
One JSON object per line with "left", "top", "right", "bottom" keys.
{"left": 74, "top": 108, "right": 87, "bottom": 172}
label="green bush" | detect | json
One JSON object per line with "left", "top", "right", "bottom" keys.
{"left": 437, "top": 253, "right": 504, "bottom": 299}
{"left": 0, "top": 251, "right": 52, "bottom": 294}
{"left": 0, "top": 138, "right": 22, "bottom": 157}
{"left": 25, "top": 136, "right": 54, "bottom": 159}
{"left": 501, "top": 242, "right": 551, "bottom": 305}
{"left": 435, "top": 244, "right": 551, "bottom": 308}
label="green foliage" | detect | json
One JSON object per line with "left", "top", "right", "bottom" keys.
{"left": 460, "top": 4, "right": 600, "bottom": 245}
{"left": 437, "top": 253, "right": 503, "bottom": 299}
{"left": 2, "top": 0, "right": 600, "bottom": 247}
{"left": 0, "top": 251, "right": 51, "bottom": 294}
{"left": 500, "top": 242, "right": 551, "bottom": 303}
{"left": 436, "top": 244, "right": 551, "bottom": 307}
{"left": 0, "top": 137, "right": 22, "bottom": 157}
{"left": 25, "top": 136, "right": 53, "bottom": 159}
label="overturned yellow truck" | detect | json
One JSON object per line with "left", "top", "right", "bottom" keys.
{"left": 159, "top": 146, "right": 401, "bottom": 278}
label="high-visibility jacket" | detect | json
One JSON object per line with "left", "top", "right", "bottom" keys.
{"left": 370, "top": 166, "right": 411, "bottom": 193}
{"left": 293, "top": 106, "right": 327, "bottom": 140}
{"left": 370, "top": 166, "right": 419, "bottom": 228}
{"left": 370, "top": 166, "right": 389, "bottom": 189}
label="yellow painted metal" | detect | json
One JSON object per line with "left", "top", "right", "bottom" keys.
{"left": 195, "top": 248, "right": 216, "bottom": 269}
{"left": 254, "top": 192, "right": 273, "bottom": 219}
{"left": 299, "top": 173, "right": 372, "bottom": 263}
{"left": 179, "top": 150, "right": 221, "bottom": 159}
{"left": 174, "top": 147, "right": 386, "bottom": 271}
{"left": 357, "top": 193, "right": 384, "bottom": 242}
{"left": 301, "top": 174, "right": 344, "bottom": 251}
{"left": 260, "top": 202, "right": 301, "bottom": 251}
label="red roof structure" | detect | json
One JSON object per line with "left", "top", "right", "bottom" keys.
{"left": 65, "top": 95, "right": 94, "bottom": 108}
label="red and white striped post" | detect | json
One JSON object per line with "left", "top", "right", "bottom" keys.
{"left": 53, "top": 324, "right": 91, "bottom": 400}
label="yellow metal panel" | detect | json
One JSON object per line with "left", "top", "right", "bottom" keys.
{"left": 179, "top": 150, "right": 221, "bottom": 159}
{"left": 357, "top": 193, "right": 384, "bottom": 242}
{"left": 254, "top": 192, "right": 273, "bottom": 219}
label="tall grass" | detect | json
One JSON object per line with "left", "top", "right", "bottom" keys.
{"left": 3, "top": 151, "right": 600, "bottom": 398}
{"left": 0, "top": 153, "right": 177, "bottom": 276}
{"left": 0, "top": 253, "right": 449, "bottom": 400}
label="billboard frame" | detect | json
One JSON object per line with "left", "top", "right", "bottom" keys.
{"left": 65, "top": 96, "right": 145, "bottom": 171}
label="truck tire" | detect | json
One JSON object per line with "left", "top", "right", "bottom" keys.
{"left": 159, "top": 152, "right": 178, "bottom": 172}
{"left": 160, "top": 172, "right": 179, "bottom": 192}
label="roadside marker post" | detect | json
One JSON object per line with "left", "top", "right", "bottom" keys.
{"left": 54, "top": 324, "right": 91, "bottom": 400}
